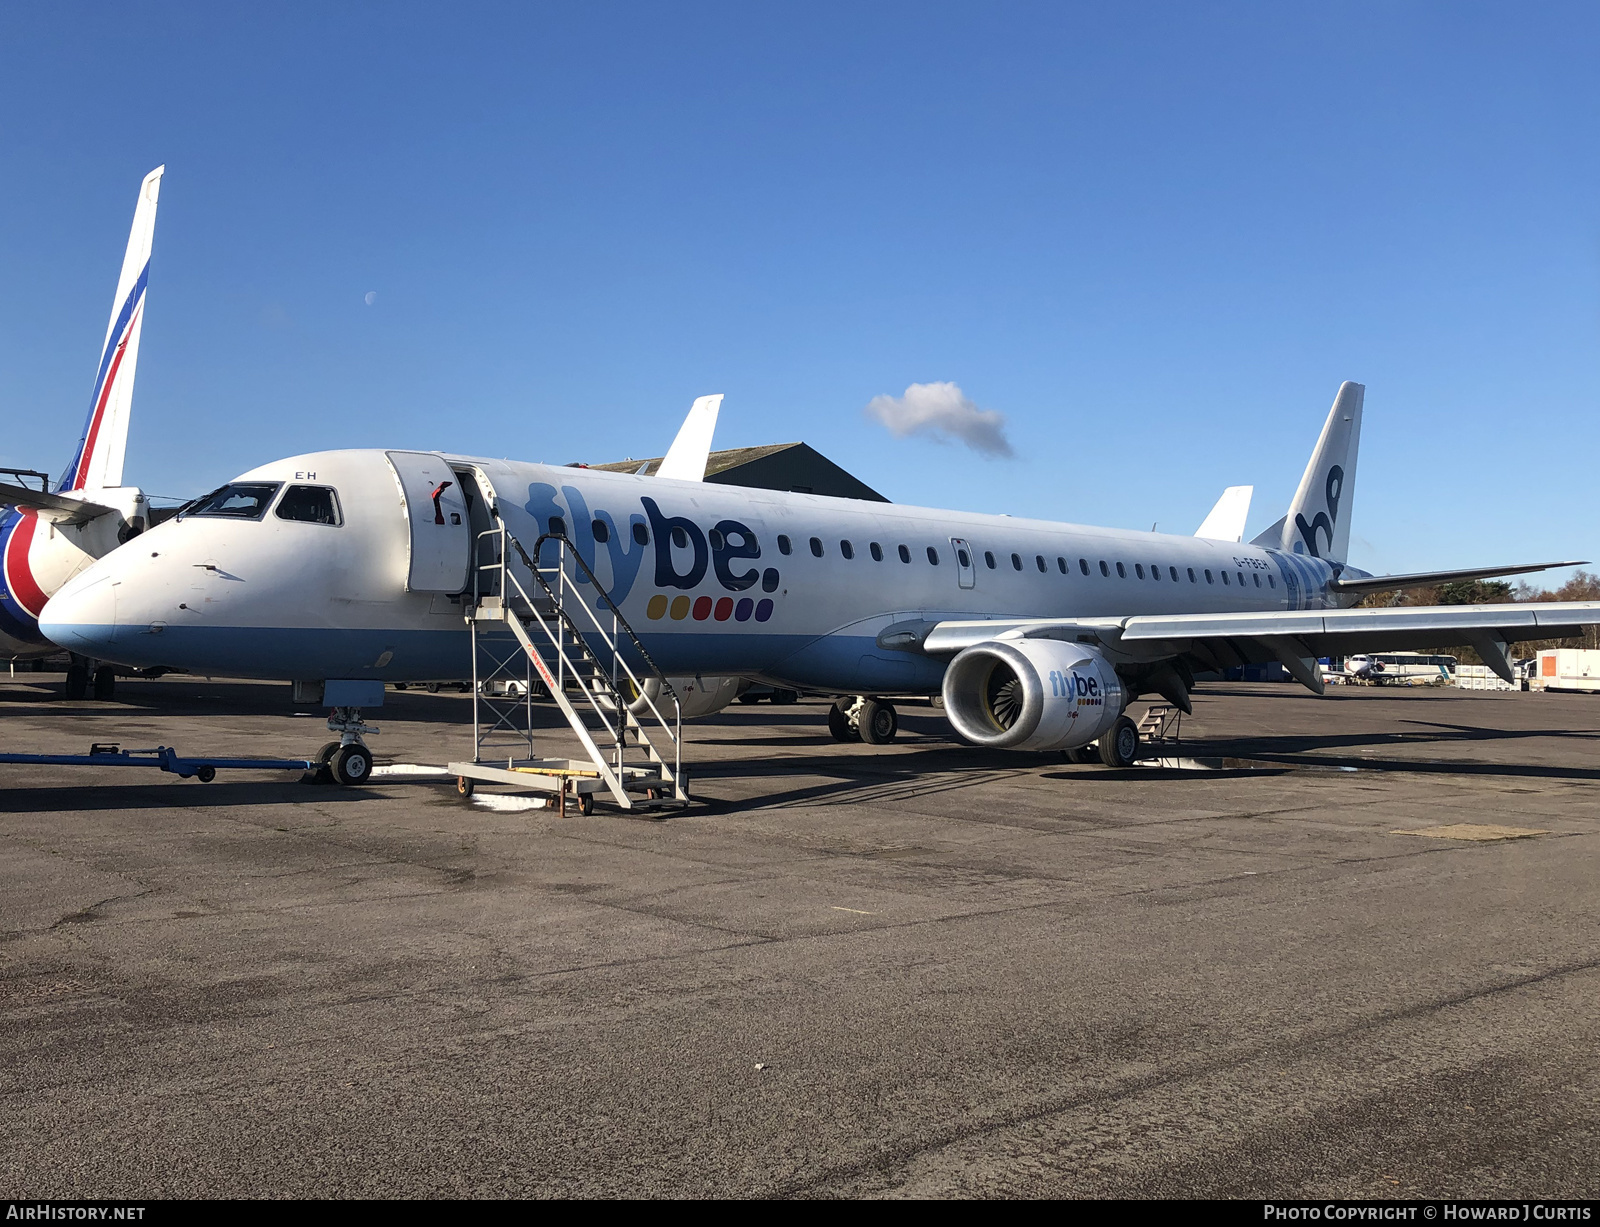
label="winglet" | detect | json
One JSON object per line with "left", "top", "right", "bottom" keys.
{"left": 655, "top": 394, "right": 723, "bottom": 481}
{"left": 1195, "top": 485, "right": 1253, "bottom": 543}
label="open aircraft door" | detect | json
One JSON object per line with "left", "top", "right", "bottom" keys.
{"left": 385, "top": 451, "right": 471, "bottom": 593}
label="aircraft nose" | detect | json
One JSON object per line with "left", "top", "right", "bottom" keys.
{"left": 39, "top": 571, "right": 118, "bottom": 655}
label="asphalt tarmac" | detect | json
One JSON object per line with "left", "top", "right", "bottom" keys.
{"left": 1, "top": 674, "right": 1596, "bottom": 1198}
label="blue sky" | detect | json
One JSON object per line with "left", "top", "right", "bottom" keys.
{"left": 1, "top": 2, "right": 1596, "bottom": 581}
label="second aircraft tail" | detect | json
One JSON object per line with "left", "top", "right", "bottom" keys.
{"left": 58, "top": 165, "right": 164, "bottom": 494}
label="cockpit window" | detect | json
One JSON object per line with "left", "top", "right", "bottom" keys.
{"left": 185, "top": 482, "right": 282, "bottom": 520}
{"left": 275, "top": 485, "right": 342, "bottom": 526}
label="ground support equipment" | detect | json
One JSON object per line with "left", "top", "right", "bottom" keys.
{"left": 448, "top": 527, "right": 688, "bottom": 814}
{"left": 0, "top": 743, "right": 316, "bottom": 783}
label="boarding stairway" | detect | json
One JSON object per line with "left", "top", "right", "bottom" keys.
{"left": 454, "top": 526, "right": 686, "bottom": 811}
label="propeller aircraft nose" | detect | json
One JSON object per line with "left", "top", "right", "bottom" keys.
{"left": 39, "top": 570, "right": 118, "bottom": 656}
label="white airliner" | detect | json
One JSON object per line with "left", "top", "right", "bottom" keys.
{"left": 40, "top": 381, "right": 1596, "bottom": 766}
{"left": 1, "top": 166, "right": 165, "bottom": 698}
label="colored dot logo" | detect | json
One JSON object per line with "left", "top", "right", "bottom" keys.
{"left": 645, "top": 593, "right": 773, "bottom": 622}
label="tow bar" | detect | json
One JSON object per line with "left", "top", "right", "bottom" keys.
{"left": 0, "top": 743, "right": 318, "bottom": 783}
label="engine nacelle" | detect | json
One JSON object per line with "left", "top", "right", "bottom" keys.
{"left": 942, "top": 638, "right": 1124, "bottom": 751}
{"left": 628, "top": 675, "right": 747, "bottom": 719}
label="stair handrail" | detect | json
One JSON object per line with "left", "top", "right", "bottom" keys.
{"left": 498, "top": 528, "right": 681, "bottom": 740}
{"left": 513, "top": 530, "right": 680, "bottom": 705}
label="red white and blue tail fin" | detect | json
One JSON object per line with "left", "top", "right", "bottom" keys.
{"left": 59, "top": 165, "right": 163, "bottom": 494}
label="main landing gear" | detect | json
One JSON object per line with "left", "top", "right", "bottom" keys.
{"left": 827, "top": 696, "right": 899, "bottom": 745}
{"left": 63, "top": 656, "right": 117, "bottom": 701}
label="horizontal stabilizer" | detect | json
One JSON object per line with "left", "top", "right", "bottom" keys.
{"left": 0, "top": 482, "right": 117, "bottom": 525}
{"left": 1195, "top": 485, "right": 1253, "bottom": 542}
{"left": 656, "top": 394, "right": 723, "bottom": 482}
{"left": 1329, "top": 561, "right": 1588, "bottom": 596}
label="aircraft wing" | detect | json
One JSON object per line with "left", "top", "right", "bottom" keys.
{"left": 0, "top": 482, "right": 118, "bottom": 525}
{"left": 910, "top": 601, "right": 1600, "bottom": 690}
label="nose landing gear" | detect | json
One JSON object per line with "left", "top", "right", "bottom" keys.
{"left": 305, "top": 707, "right": 378, "bottom": 785}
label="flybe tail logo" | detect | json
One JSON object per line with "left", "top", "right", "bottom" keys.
{"left": 1294, "top": 464, "right": 1343, "bottom": 559}
{"left": 1048, "top": 669, "right": 1102, "bottom": 704}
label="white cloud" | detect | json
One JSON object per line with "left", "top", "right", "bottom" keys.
{"left": 864, "top": 381, "right": 1014, "bottom": 458}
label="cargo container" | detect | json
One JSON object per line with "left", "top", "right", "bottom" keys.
{"left": 1535, "top": 648, "right": 1600, "bottom": 693}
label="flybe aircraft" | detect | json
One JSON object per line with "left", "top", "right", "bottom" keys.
{"left": 1, "top": 166, "right": 165, "bottom": 698}
{"left": 40, "top": 381, "right": 1597, "bottom": 765}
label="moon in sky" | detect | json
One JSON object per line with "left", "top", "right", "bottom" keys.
{"left": 364, "top": 291, "right": 377, "bottom": 306}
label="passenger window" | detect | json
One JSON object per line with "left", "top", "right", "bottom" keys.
{"left": 810, "top": 537, "right": 824, "bottom": 557}
{"left": 1268, "top": 574, "right": 1275, "bottom": 588}
{"left": 926, "top": 546, "right": 940, "bottom": 565}
{"left": 591, "top": 519, "right": 610, "bottom": 544}
{"left": 1011, "top": 553, "right": 1022, "bottom": 571}
{"left": 1116, "top": 562, "right": 1126, "bottom": 578}
{"left": 187, "top": 482, "right": 282, "bottom": 520}
{"left": 1170, "top": 566, "right": 1179, "bottom": 582}
{"left": 1205, "top": 569, "right": 1213, "bottom": 583}
{"left": 671, "top": 526, "right": 687, "bottom": 548}
{"left": 274, "top": 485, "right": 341, "bottom": 526}
{"left": 870, "top": 542, "right": 884, "bottom": 561}
{"left": 633, "top": 522, "right": 649, "bottom": 546}
{"left": 1150, "top": 563, "right": 1160, "bottom": 580}
{"left": 898, "top": 544, "right": 911, "bottom": 563}
{"left": 708, "top": 528, "right": 724, "bottom": 549}
{"left": 985, "top": 551, "right": 996, "bottom": 569}
{"left": 1080, "top": 558, "right": 1091, "bottom": 576}
{"left": 1135, "top": 564, "right": 1145, "bottom": 579}
{"left": 1188, "top": 568, "right": 1196, "bottom": 582}
{"left": 957, "top": 548, "right": 971, "bottom": 567}
{"left": 777, "top": 534, "right": 792, "bottom": 555}
{"left": 1254, "top": 573, "right": 1261, "bottom": 587}
{"left": 550, "top": 516, "right": 568, "bottom": 537}
{"left": 1057, "top": 557, "right": 1067, "bottom": 574}
{"left": 1099, "top": 560, "right": 1109, "bottom": 577}
{"left": 1035, "top": 555, "right": 1046, "bottom": 572}
{"left": 1222, "top": 571, "right": 1230, "bottom": 585}
{"left": 840, "top": 540, "right": 854, "bottom": 560}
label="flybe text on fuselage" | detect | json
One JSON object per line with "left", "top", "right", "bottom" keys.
{"left": 39, "top": 448, "right": 1347, "bottom": 692}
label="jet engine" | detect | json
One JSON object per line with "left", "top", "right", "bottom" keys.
{"left": 626, "top": 674, "right": 747, "bottom": 719}
{"left": 942, "top": 638, "right": 1124, "bottom": 752}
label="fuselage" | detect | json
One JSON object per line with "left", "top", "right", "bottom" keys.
{"left": 40, "top": 448, "right": 1356, "bottom": 692}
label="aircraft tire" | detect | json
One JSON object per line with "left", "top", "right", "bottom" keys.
{"left": 827, "top": 699, "right": 859, "bottom": 743}
{"left": 332, "top": 743, "right": 373, "bottom": 786}
{"left": 1097, "top": 716, "right": 1140, "bottom": 768}
{"left": 1064, "top": 746, "right": 1097, "bottom": 764}
{"left": 64, "top": 664, "right": 89, "bottom": 701}
{"left": 92, "top": 666, "right": 116, "bottom": 701}
{"left": 771, "top": 689, "right": 799, "bottom": 705}
{"left": 858, "top": 699, "right": 898, "bottom": 745}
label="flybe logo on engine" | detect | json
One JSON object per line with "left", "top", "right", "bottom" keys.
{"left": 1048, "top": 669, "right": 1103, "bottom": 705}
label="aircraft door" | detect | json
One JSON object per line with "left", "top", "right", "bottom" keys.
{"left": 385, "top": 451, "right": 471, "bottom": 593}
{"left": 951, "top": 537, "right": 976, "bottom": 590}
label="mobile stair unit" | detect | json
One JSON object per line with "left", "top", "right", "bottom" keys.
{"left": 448, "top": 528, "right": 688, "bottom": 815}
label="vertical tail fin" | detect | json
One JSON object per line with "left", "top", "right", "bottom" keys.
{"left": 1252, "top": 381, "right": 1363, "bottom": 562}
{"left": 59, "top": 165, "right": 163, "bottom": 494}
